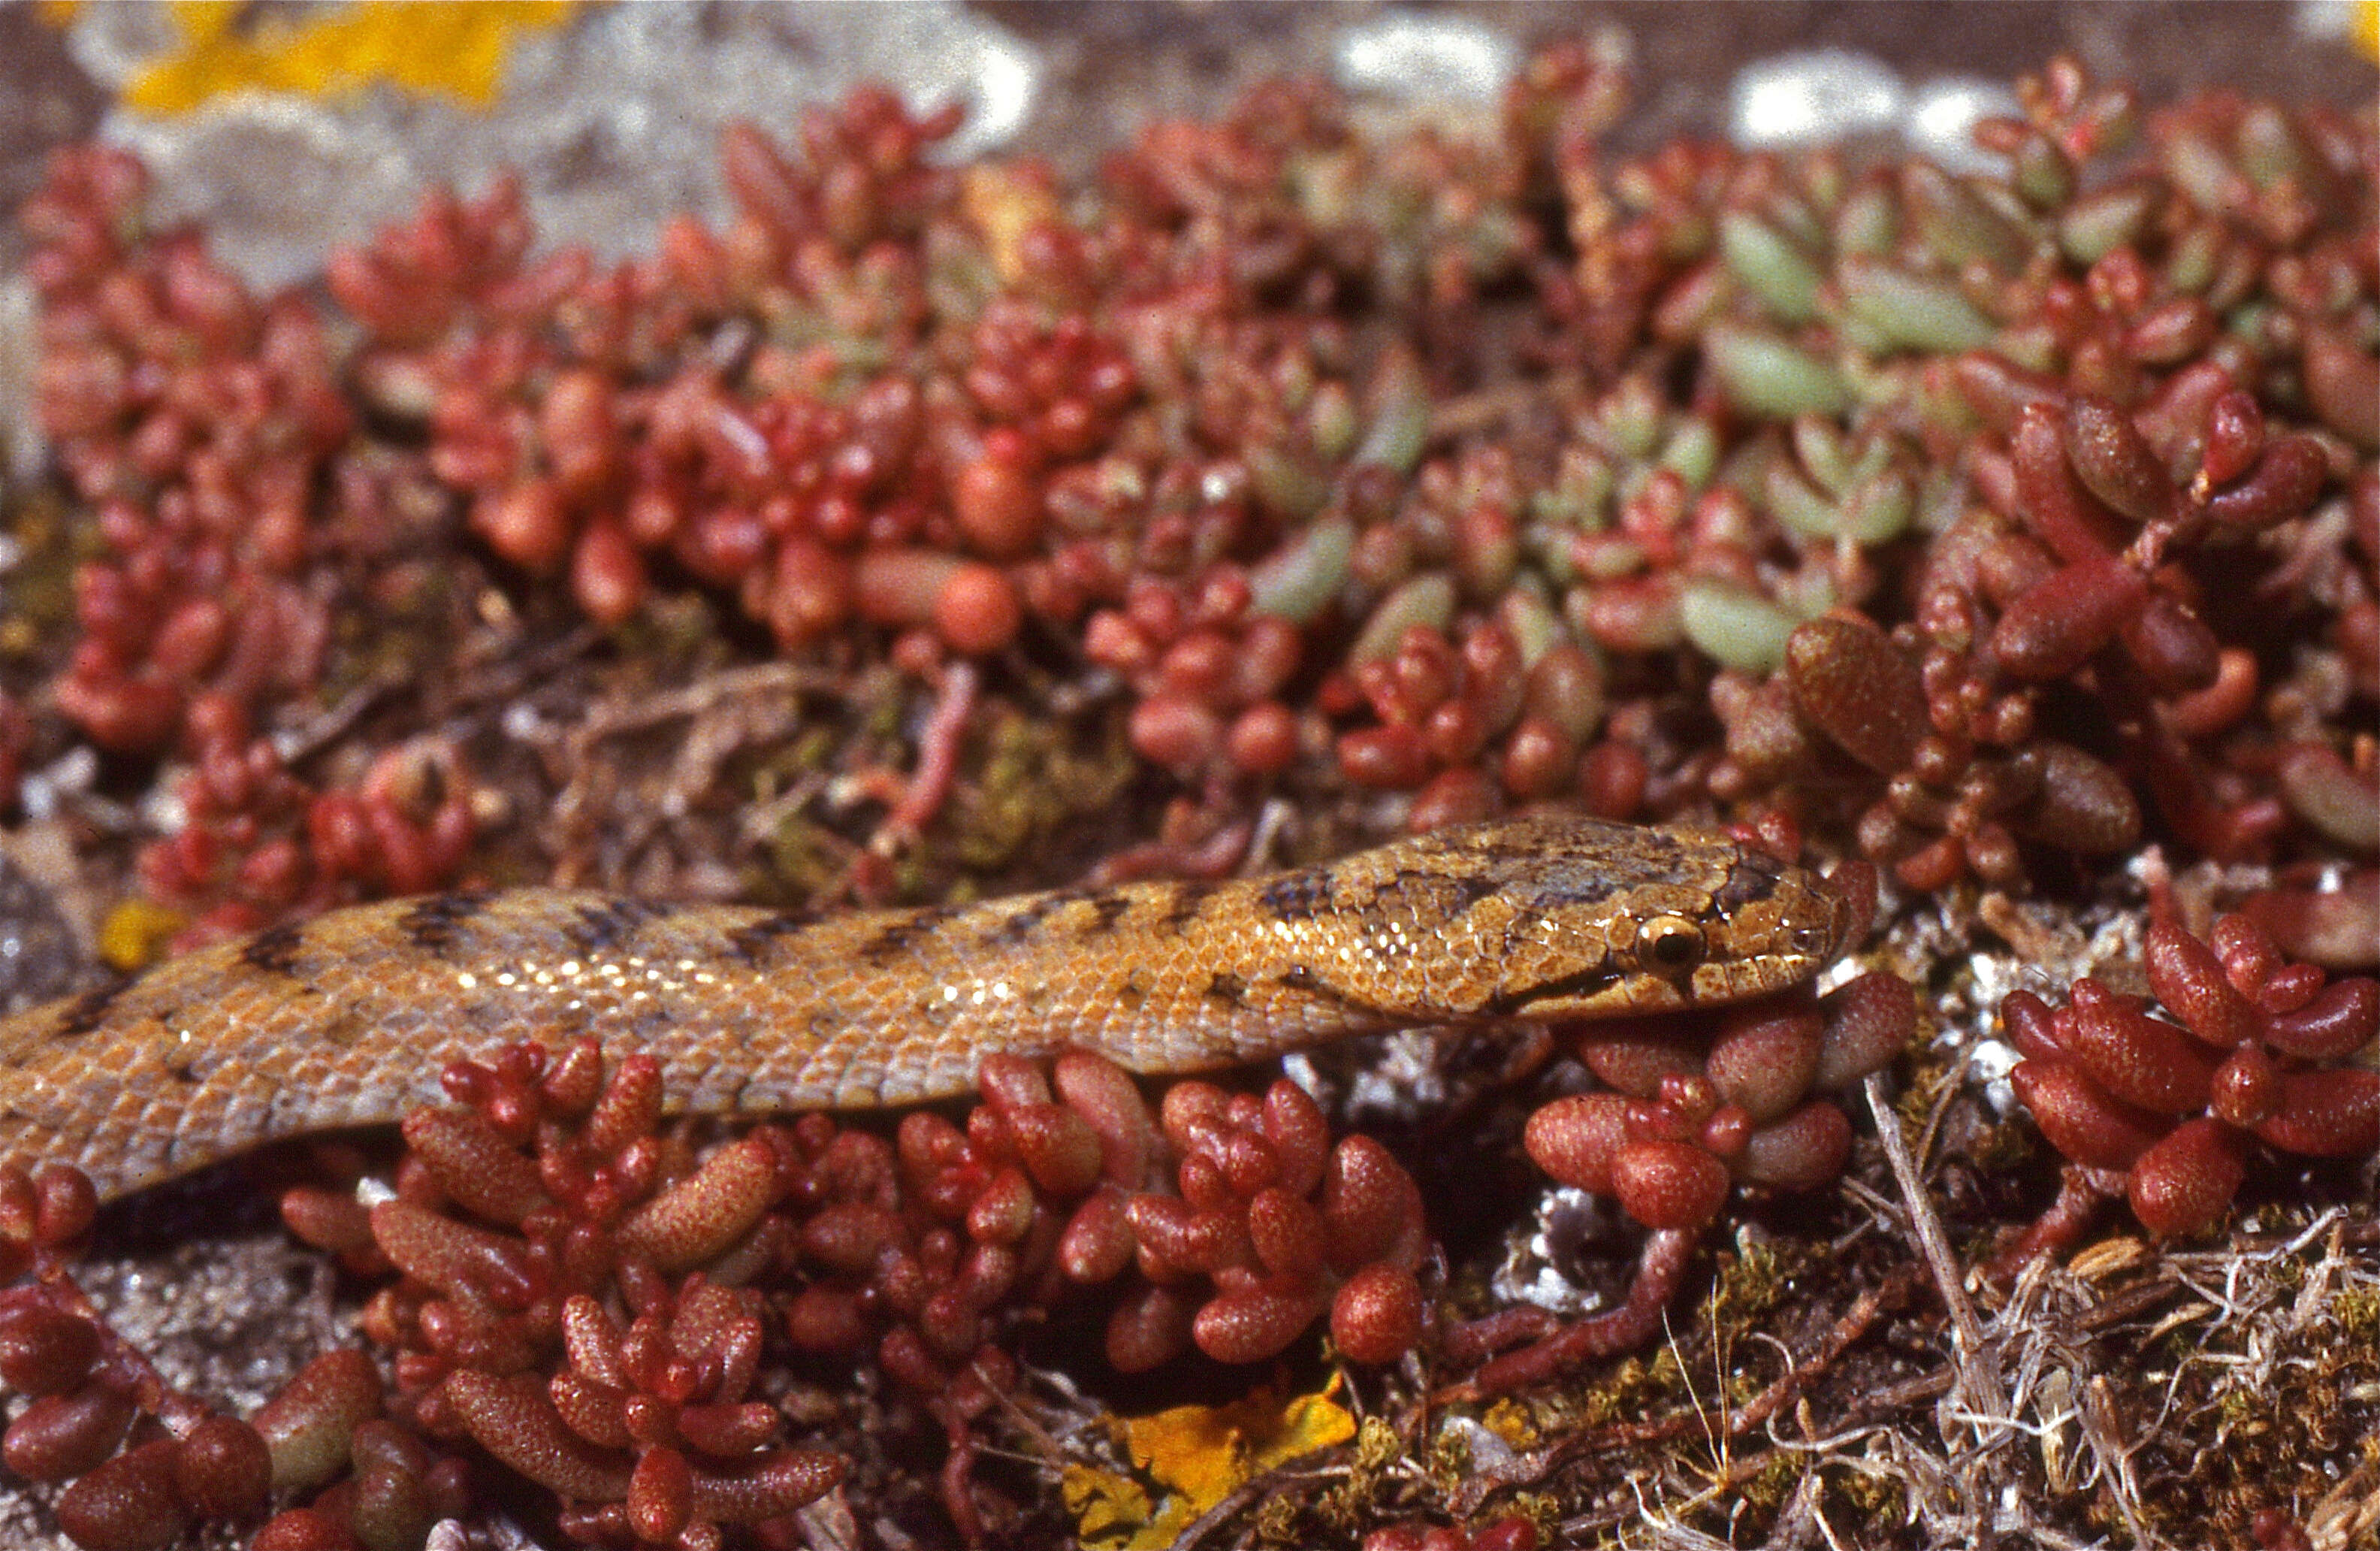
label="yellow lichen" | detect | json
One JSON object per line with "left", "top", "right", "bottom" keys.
{"left": 119, "top": 0, "right": 578, "bottom": 116}
{"left": 1071, "top": 1377, "right": 1357, "bottom": 1550}
{"left": 1481, "top": 1396, "right": 1540, "bottom": 1450}
{"left": 97, "top": 897, "right": 186, "bottom": 973}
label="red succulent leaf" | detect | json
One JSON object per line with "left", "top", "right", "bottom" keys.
{"left": 252, "top": 1350, "right": 383, "bottom": 1495}
{"left": 684, "top": 1447, "right": 845, "bottom": 1523}
{"left": 2063, "top": 395, "right": 2173, "bottom": 525}
{"left": 1811, "top": 971, "right": 1915, "bottom": 1090}
{"left": 1988, "top": 556, "right": 2148, "bottom": 682}
{"left": 2, "top": 1386, "right": 137, "bottom": 1484}
{"left": 1523, "top": 1094, "right": 1631, "bottom": 1195}
{"left": 2010, "top": 403, "right": 2130, "bottom": 563}
{"left": 1704, "top": 1006, "right": 1823, "bottom": 1123}
{"left": 1732, "top": 1101, "right": 1853, "bottom": 1190}
{"left": 1056, "top": 1188, "right": 1137, "bottom": 1285}
{"left": 2063, "top": 980, "right": 2218, "bottom": 1114}
{"left": 2000, "top": 990, "right": 2070, "bottom": 1063}
{"left": 2209, "top": 1047, "right": 2283, "bottom": 1129}
{"left": 2009, "top": 742, "right": 2140, "bottom": 855}
{"left": 2144, "top": 921, "right": 2261, "bottom": 1049}
{"left": 2253, "top": 1069, "right": 2380, "bottom": 1156}
{"left": 1246, "top": 1187, "right": 1327, "bottom": 1284}
{"left": 1783, "top": 615, "right": 1928, "bottom": 776}
{"left": 398, "top": 1108, "right": 551, "bottom": 1227}
{"left": 2009, "top": 1057, "right": 2168, "bottom": 1171}
{"left": 1330, "top": 1265, "right": 1426, "bottom": 1365}
{"left": 55, "top": 1438, "right": 190, "bottom": 1551}
{"left": 2126, "top": 1118, "right": 2244, "bottom": 1238}
{"left": 443, "top": 1370, "right": 632, "bottom": 1501}
{"left": 1104, "top": 1285, "right": 1195, "bottom": 1374}
{"left": 612, "top": 1137, "right": 783, "bottom": 1272}
{"left": 1319, "top": 1135, "right": 1424, "bottom": 1275}
{"left": 1609, "top": 1141, "right": 1730, "bottom": 1230}
{"left": 1573, "top": 1023, "right": 1704, "bottom": 1097}
{"left": 171, "top": 1416, "right": 272, "bottom": 1521}
{"left": 1192, "top": 1283, "right": 1330, "bottom": 1365}
{"left": 2203, "top": 434, "right": 2328, "bottom": 528}
{"left": 2262, "top": 977, "right": 2380, "bottom": 1060}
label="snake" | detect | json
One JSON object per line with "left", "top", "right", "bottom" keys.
{"left": 0, "top": 815, "right": 1853, "bottom": 1203}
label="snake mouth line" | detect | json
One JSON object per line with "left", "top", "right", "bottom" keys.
{"left": 1481, "top": 964, "right": 1626, "bottom": 1018}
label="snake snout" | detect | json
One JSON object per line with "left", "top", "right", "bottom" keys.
{"left": 1790, "top": 880, "right": 1858, "bottom": 965}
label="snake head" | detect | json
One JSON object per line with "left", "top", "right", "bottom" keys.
{"left": 1394, "top": 817, "right": 1856, "bottom": 1020}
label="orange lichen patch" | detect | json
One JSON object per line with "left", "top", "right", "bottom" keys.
{"left": 961, "top": 163, "right": 1065, "bottom": 288}
{"left": 1066, "top": 1377, "right": 1356, "bottom": 1549}
{"left": 119, "top": 0, "right": 578, "bottom": 116}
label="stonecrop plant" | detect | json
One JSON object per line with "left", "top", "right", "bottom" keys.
{"left": 2001, "top": 911, "right": 2378, "bottom": 1256}
{"left": 0, "top": 32, "right": 2371, "bottom": 1551}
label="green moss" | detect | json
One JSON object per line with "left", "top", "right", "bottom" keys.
{"left": 1829, "top": 1462, "right": 1905, "bottom": 1524}
{"left": 1735, "top": 1451, "right": 1804, "bottom": 1519}
{"left": 754, "top": 814, "right": 851, "bottom": 906}
{"left": 1252, "top": 1493, "right": 1303, "bottom": 1543}
{"left": 612, "top": 591, "right": 736, "bottom": 673}
{"left": 2334, "top": 1286, "right": 2380, "bottom": 1345}
{"left": 1710, "top": 1241, "right": 1790, "bottom": 1326}
{"left": 1, "top": 491, "right": 89, "bottom": 661}
{"left": 948, "top": 702, "right": 1135, "bottom": 874}
{"left": 1423, "top": 1423, "right": 1472, "bottom": 1499}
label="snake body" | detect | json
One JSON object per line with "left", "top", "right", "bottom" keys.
{"left": 0, "top": 816, "right": 1851, "bottom": 1202}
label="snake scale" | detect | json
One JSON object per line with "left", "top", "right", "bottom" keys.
{"left": 0, "top": 815, "right": 1853, "bottom": 1202}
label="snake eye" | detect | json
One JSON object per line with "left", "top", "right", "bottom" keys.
{"left": 1632, "top": 915, "right": 1706, "bottom": 973}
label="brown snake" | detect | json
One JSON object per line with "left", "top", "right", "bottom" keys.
{"left": 0, "top": 815, "right": 1853, "bottom": 1202}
